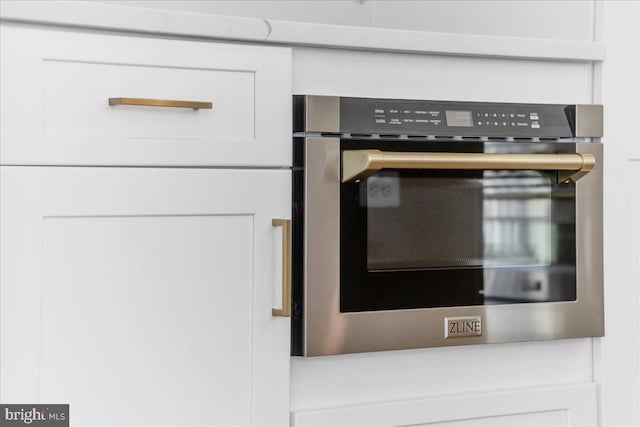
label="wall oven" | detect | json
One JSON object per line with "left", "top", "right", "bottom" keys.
{"left": 292, "top": 96, "right": 603, "bottom": 356}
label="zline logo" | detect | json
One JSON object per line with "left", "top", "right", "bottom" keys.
{"left": 444, "top": 316, "right": 482, "bottom": 338}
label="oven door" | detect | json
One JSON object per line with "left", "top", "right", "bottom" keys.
{"left": 301, "top": 138, "right": 603, "bottom": 356}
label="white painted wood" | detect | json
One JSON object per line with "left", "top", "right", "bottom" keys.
{"left": 103, "top": 0, "right": 376, "bottom": 28}
{"left": 0, "top": 0, "right": 271, "bottom": 40}
{"left": 292, "top": 47, "right": 593, "bottom": 104}
{"left": 269, "top": 19, "right": 604, "bottom": 62}
{"left": 594, "top": 2, "right": 640, "bottom": 427}
{"left": 0, "top": 166, "right": 291, "bottom": 426}
{"left": 0, "top": 24, "right": 291, "bottom": 167}
{"left": 291, "top": 383, "right": 597, "bottom": 427}
{"left": 290, "top": 339, "right": 593, "bottom": 412}
{"left": 98, "top": 0, "right": 597, "bottom": 43}
{"left": 0, "top": 1, "right": 605, "bottom": 62}
{"left": 419, "top": 410, "right": 566, "bottom": 427}
{"left": 370, "top": 0, "right": 596, "bottom": 42}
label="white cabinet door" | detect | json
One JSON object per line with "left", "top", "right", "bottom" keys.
{"left": 0, "top": 24, "right": 291, "bottom": 167}
{"left": 0, "top": 166, "right": 291, "bottom": 426}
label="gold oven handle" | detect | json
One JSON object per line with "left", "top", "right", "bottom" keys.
{"left": 342, "top": 150, "right": 596, "bottom": 184}
{"left": 272, "top": 219, "right": 292, "bottom": 318}
{"left": 108, "top": 97, "right": 212, "bottom": 110}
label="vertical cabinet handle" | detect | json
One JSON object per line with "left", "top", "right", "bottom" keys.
{"left": 272, "top": 219, "right": 292, "bottom": 317}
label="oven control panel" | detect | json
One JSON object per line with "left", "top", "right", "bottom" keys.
{"left": 340, "top": 98, "right": 578, "bottom": 138}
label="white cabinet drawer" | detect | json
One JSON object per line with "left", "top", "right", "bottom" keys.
{"left": 0, "top": 25, "right": 291, "bottom": 166}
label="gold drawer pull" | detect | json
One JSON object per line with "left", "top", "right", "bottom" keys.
{"left": 272, "top": 219, "right": 292, "bottom": 318}
{"left": 108, "top": 97, "right": 212, "bottom": 110}
{"left": 342, "top": 150, "right": 596, "bottom": 184}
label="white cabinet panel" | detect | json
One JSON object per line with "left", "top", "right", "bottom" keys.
{"left": 293, "top": 47, "right": 592, "bottom": 104}
{"left": 99, "top": 0, "right": 595, "bottom": 42}
{"left": 0, "top": 24, "right": 292, "bottom": 167}
{"left": 0, "top": 166, "right": 291, "bottom": 426}
{"left": 40, "top": 215, "right": 253, "bottom": 425}
{"left": 291, "top": 384, "right": 597, "bottom": 427}
{"left": 419, "top": 411, "right": 567, "bottom": 427}
{"left": 290, "top": 339, "right": 593, "bottom": 413}
{"left": 43, "top": 60, "right": 255, "bottom": 142}
{"left": 371, "top": 1, "right": 595, "bottom": 41}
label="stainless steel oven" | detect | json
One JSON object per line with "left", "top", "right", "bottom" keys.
{"left": 291, "top": 96, "right": 603, "bottom": 356}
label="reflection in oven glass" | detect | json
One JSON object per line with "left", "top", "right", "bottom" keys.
{"left": 482, "top": 171, "right": 551, "bottom": 268}
{"left": 366, "top": 169, "right": 576, "bottom": 303}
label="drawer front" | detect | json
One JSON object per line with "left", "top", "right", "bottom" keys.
{"left": 1, "top": 24, "right": 291, "bottom": 166}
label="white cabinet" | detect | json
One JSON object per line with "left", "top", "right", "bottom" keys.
{"left": 0, "top": 24, "right": 291, "bottom": 167}
{"left": 0, "top": 19, "right": 293, "bottom": 426}
{"left": 0, "top": 166, "right": 291, "bottom": 426}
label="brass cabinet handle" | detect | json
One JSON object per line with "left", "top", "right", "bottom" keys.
{"left": 108, "top": 97, "right": 212, "bottom": 110}
{"left": 342, "top": 150, "right": 596, "bottom": 184}
{"left": 272, "top": 219, "right": 292, "bottom": 318}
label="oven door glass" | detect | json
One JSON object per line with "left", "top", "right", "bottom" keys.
{"left": 340, "top": 141, "right": 577, "bottom": 312}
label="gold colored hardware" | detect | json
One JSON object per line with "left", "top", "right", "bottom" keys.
{"left": 108, "top": 97, "right": 212, "bottom": 110}
{"left": 272, "top": 219, "right": 292, "bottom": 318}
{"left": 558, "top": 153, "right": 596, "bottom": 183}
{"left": 342, "top": 150, "right": 596, "bottom": 184}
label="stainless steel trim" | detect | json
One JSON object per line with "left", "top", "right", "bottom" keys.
{"left": 305, "top": 96, "right": 340, "bottom": 133}
{"left": 304, "top": 137, "right": 341, "bottom": 356}
{"left": 575, "top": 105, "right": 603, "bottom": 138}
{"left": 302, "top": 140, "right": 604, "bottom": 356}
{"left": 575, "top": 142, "right": 604, "bottom": 335}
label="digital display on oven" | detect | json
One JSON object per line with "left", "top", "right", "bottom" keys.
{"left": 445, "top": 110, "right": 473, "bottom": 127}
